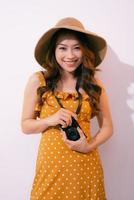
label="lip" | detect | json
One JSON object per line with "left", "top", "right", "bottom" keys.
{"left": 64, "top": 61, "right": 76, "bottom": 67}
{"left": 64, "top": 60, "right": 77, "bottom": 64}
{"left": 65, "top": 61, "right": 75, "bottom": 63}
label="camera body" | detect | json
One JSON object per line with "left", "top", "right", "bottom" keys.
{"left": 61, "top": 117, "right": 81, "bottom": 141}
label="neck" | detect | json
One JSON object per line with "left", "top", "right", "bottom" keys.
{"left": 56, "top": 72, "right": 77, "bottom": 92}
{"left": 60, "top": 71, "right": 75, "bottom": 81}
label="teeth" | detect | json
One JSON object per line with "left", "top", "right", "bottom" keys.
{"left": 65, "top": 61, "right": 75, "bottom": 63}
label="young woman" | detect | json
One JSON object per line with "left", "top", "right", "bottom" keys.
{"left": 21, "top": 17, "right": 113, "bottom": 200}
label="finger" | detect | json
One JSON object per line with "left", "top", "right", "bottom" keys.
{"left": 60, "top": 130, "right": 74, "bottom": 145}
{"left": 77, "top": 127, "right": 85, "bottom": 138}
{"left": 60, "top": 114, "right": 72, "bottom": 126}
{"left": 69, "top": 111, "right": 77, "bottom": 120}
{"left": 59, "top": 119, "right": 67, "bottom": 127}
{"left": 60, "top": 129, "right": 67, "bottom": 140}
{"left": 61, "top": 108, "right": 77, "bottom": 120}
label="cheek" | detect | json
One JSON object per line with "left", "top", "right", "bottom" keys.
{"left": 55, "top": 49, "right": 60, "bottom": 61}
{"left": 55, "top": 48, "right": 63, "bottom": 56}
{"left": 77, "top": 51, "right": 83, "bottom": 60}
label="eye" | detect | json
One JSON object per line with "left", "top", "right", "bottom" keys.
{"left": 59, "top": 47, "right": 67, "bottom": 50}
{"left": 74, "top": 46, "right": 81, "bottom": 50}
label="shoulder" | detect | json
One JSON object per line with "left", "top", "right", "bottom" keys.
{"left": 27, "top": 71, "right": 46, "bottom": 88}
{"left": 27, "top": 72, "right": 40, "bottom": 87}
{"left": 95, "top": 78, "right": 106, "bottom": 92}
{"left": 94, "top": 79, "right": 108, "bottom": 102}
{"left": 95, "top": 78, "right": 104, "bottom": 87}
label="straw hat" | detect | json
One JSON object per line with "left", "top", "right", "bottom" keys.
{"left": 35, "top": 17, "right": 107, "bottom": 67}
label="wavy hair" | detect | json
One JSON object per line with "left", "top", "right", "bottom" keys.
{"left": 35, "top": 29, "right": 102, "bottom": 118}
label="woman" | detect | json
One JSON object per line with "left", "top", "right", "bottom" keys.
{"left": 21, "top": 17, "right": 113, "bottom": 200}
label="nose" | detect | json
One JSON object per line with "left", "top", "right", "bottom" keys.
{"left": 66, "top": 49, "right": 75, "bottom": 59}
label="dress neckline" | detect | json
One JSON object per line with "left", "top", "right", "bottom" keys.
{"left": 54, "top": 88, "right": 86, "bottom": 95}
{"left": 54, "top": 90, "right": 89, "bottom": 100}
{"left": 41, "top": 90, "right": 89, "bottom": 101}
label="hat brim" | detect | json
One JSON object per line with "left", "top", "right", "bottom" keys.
{"left": 34, "top": 26, "right": 107, "bottom": 67}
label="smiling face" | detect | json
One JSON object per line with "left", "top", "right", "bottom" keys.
{"left": 55, "top": 34, "right": 83, "bottom": 75}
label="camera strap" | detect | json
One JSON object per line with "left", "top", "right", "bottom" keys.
{"left": 54, "top": 93, "right": 82, "bottom": 115}
{"left": 54, "top": 76, "right": 82, "bottom": 114}
{"left": 41, "top": 70, "right": 82, "bottom": 114}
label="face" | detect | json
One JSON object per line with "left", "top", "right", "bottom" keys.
{"left": 55, "top": 34, "right": 83, "bottom": 74}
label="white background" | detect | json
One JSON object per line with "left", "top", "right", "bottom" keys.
{"left": 0, "top": 0, "right": 134, "bottom": 199}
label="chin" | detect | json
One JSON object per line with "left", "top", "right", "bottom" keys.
{"left": 66, "top": 66, "right": 79, "bottom": 72}
{"left": 66, "top": 69, "right": 77, "bottom": 73}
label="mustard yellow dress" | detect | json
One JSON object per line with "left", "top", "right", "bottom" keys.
{"left": 30, "top": 71, "right": 106, "bottom": 200}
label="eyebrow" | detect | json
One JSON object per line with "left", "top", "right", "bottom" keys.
{"left": 57, "top": 43, "right": 80, "bottom": 47}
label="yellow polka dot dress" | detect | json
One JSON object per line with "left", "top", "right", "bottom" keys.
{"left": 30, "top": 71, "right": 106, "bottom": 200}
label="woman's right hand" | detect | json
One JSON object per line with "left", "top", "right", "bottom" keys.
{"left": 45, "top": 108, "right": 77, "bottom": 128}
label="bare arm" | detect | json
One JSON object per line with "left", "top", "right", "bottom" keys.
{"left": 21, "top": 73, "right": 50, "bottom": 134}
{"left": 87, "top": 79, "right": 113, "bottom": 150}
{"left": 61, "top": 79, "right": 113, "bottom": 153}
{"left": 21, "top": 73, "right": 77, "bottom": 134}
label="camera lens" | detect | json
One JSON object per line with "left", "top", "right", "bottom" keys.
{"left": 66, "top": 127, "right": 80, "bottom": 141}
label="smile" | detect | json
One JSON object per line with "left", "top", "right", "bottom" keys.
{"left": 64, "top": 60, "right": 77, "bottom": 64}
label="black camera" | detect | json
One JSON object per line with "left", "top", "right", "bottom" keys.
{"left": 61, "top": 117, "right": 81, "bottom": 141}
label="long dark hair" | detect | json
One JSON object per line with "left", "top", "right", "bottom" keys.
{"left": 36, "top": 29, "right": 102, "bottom": 118}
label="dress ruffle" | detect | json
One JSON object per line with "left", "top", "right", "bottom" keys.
{"left": 41, "top": 91, "right": 90, "bottom": 101}
{"left": 34, "top": 91, "right": 90, "bottom": 116}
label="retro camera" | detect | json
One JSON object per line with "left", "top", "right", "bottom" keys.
{"left": 61, "top": 117, "right": 81, "bottom": 141}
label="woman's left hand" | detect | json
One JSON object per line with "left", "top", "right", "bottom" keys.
{"left": 61, "top": 127, "right": 91, "bottom": 153}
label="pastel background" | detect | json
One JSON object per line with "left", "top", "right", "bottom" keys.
{"left": 0, "top": 0, "right": 134, "bottom": 199}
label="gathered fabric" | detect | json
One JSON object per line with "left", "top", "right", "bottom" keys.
{"left": 30, "top": 71, "right": 106, "bottom": 200}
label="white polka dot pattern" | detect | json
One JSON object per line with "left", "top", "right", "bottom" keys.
{"left": 30, "top": 72, "right": 106, "bottom": 200}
